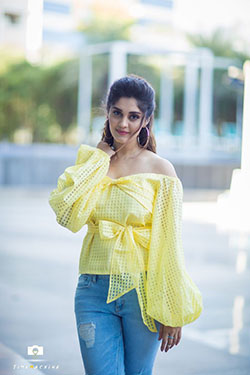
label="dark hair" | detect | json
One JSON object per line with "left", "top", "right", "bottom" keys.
{"left": 101, "top": 74, "right": 157, "bottom": 153}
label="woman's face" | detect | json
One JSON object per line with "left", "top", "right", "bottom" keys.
{"left": 107, "top": 97, "right": 146, "bottom": 146}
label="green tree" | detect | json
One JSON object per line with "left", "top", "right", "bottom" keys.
{"left": 0, "top": 56, "right": 78, "bottom": 143}
{"left": 187, "top": 27, "right": 249, "bottom": 64}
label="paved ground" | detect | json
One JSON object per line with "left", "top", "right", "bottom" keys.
{"left": 0, "top": 186, "right": 250, "bottom": 375}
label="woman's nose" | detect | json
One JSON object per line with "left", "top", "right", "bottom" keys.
{"left": 119, "top": 116, "right": 129, "bottom": 127}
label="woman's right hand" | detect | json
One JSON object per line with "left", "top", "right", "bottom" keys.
{"left": 96, "top": 141, "right": 116, "bottom": 158}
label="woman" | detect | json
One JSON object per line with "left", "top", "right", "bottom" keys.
{"left": 49, "top": 74, "right": 203, "bottom": 375}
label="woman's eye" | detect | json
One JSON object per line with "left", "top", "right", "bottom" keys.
{"left": 112, "top": 111, "right": 139, "bottom": 120}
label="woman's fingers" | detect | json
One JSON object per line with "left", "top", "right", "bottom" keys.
{"left": 158, "top": 325, "right": 182, "bottom": 352}
{"left": 175, "top": 327, "right": 182, "bottom": 345}
{"left": 169, "top": 335, "right": 176, "bottom": 349}
{"left": 161, "top": 328, "right": 175, "bottom": 352}
{"left": 160, "top": 337, "right": 169, "bottom": 352}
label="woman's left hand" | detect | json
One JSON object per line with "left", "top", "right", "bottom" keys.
{"left": 158, "top": 324, "right": 182, "bottom": 352}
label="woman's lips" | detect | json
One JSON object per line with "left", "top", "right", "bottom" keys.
{"left": 117, "top": 129, "right": 129, "bottom": 135}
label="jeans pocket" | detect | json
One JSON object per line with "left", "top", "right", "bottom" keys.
{"left": 77, "top": 274, "right": 92, "bottom": 289}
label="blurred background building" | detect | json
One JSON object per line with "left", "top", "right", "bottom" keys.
{"left": 0, "top": 0, "right": 249, "bottom": 188}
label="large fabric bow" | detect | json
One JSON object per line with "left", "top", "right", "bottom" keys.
{"left": 87, "top": 220, "right": 151, "bottom": 303}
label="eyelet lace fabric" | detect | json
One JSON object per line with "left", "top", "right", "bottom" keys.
{"left": 49, "top": 144, "right": 203, "bottom": 332}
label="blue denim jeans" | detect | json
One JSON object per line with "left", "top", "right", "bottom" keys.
{"left": 74, "top": 273, "right": 161, "bottom": 375}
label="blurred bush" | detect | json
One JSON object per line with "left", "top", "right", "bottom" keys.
{"left": 0, "top": 56, "right": 78, "bottom": 143}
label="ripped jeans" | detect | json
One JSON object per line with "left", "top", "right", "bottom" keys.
{"left": 74, "top": 274, "right": 161, "bottom": 375}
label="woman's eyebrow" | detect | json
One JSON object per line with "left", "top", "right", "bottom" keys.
{"left": 112, "top": 106, "right": 141, "bottom": 114}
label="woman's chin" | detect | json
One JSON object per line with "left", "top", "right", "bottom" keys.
{"left": 112, "top": 136, "right": 127, "bottom": 144}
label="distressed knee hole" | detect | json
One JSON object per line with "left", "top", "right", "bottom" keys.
{"left": 78, "top": 322, "right": 96, "bottom": 348}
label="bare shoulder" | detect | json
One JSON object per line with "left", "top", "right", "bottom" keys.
{"left": 145, "top": 151, "right": 178, "bottom": 178}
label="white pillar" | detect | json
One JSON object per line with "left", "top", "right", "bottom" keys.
{"left": 183, "top": 55, "right": 199, "bottom": 148}
{"left": 198, "top": 49, "right": 214, "bottom": 154}
{"left": 108, "top": 42, "right": 127, "bottom": 88}
{"left": 236, "top": 90, "right": 243, "bottom": 140}
{"left": 159, "top": 63, "right": 173, "bottom": 134}
{"left": 77, "top": 52, "right": 92, "bottom": 145}
{"left": 25, "top": 0, "right": 43, "bottom": 63}
{"left": 216, "top": 61, "right": 250, "bottom": 235}
{"left": 0, "top": 12, "right": 5, "bottom": 45}
{"left": 241, "top": 60, "right": 250, "bottom": 178}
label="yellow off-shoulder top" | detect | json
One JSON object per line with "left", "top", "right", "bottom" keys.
{"left": 49, "top": 144, "right": 203, "bottom": 332}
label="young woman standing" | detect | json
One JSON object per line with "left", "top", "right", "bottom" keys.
{"left": 49, "top": 74, "right": 203, "bottom": 375}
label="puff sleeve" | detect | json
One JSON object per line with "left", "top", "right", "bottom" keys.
{"left": 48, "top": 144, "right": 110, "bottom": 233}
{"left": 146, "top": 176, "right": 203, "bottom": 327}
